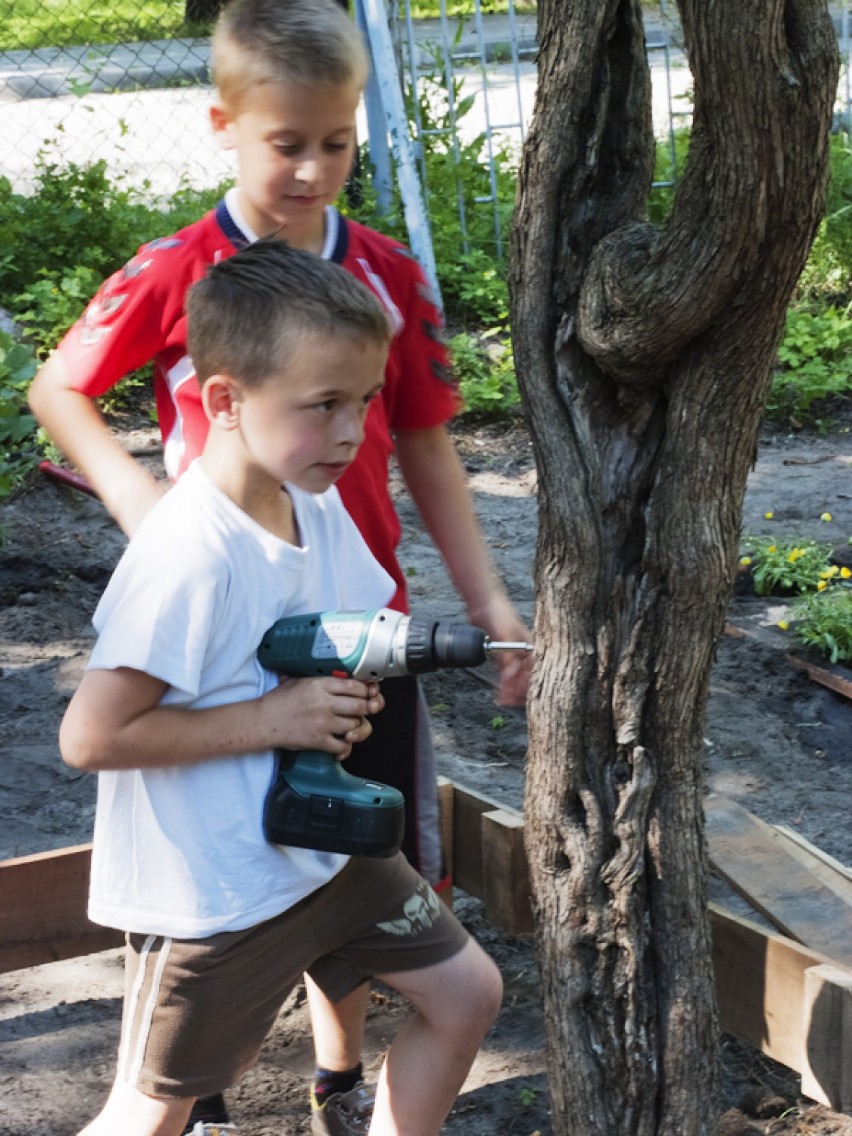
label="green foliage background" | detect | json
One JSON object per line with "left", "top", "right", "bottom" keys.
{"left": 0, "top": 73, "right": 850, "bottom": 507}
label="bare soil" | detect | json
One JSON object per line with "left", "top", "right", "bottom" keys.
{"left": 1, "top": 410, "right": 851, "bottom": 1135}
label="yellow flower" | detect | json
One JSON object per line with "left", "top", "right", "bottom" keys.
{"left": 820, "top": 512, "right": 833, "bottom": 522}
{"left": 740, "top": 556, "right": 752, "bottom": 567}
{"left": 787, "top": 548, "right": 804, "bottom": 564}
{"left": 817, "top": 580, "right": 828, "bottom": 591}
{"left": 764, "top": 511, "right": 774, "bottom": 520}
{"left": 777, "top": 620, "right": 789, "bottom": 631}
{"left": 768, "top": 545, "right": 776, "bottom": 553}
{"left": 841, "top": 567, "right": 851, "bottom": 580}
{"left": 819, "top": 566, "right": 839, "bottom": 579}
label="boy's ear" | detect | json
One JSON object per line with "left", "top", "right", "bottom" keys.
{"left": 209, "top": 100, "right": 235, "bottom": 150}
{"left": 202, "top": 374, "right": 243, "bottom": 428}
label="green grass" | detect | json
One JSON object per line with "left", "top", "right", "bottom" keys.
{"left": 1, "top": 1, "right": 199, "bottom": 51}
{"left": 405, "top": 0, "right": 537, "bottom": 20}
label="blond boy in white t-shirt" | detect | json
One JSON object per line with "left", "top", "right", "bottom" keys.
{"left": 59, "top": 239, "right": 502, "bottom": 1136}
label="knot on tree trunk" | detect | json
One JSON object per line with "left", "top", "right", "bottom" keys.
{"left": 576, "top": 220, "right": 710, "bottom": 388}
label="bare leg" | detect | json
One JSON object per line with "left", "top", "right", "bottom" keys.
{"left": 76, "top": 1078, "right": 193, "bottom": 1136}
{"left": 305, "top": 975, "right": 370, "bottom": 1071}
{"left": 368, "top": 938, "right": 503, "bottom": 1136}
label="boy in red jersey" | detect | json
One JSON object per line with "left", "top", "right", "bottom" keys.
{"left": 28, "top": 1, "right": 531, "bottom": 1132}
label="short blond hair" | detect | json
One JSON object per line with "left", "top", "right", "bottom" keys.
{"left": 212, "top": 0, "right": 368, "bottom": 109}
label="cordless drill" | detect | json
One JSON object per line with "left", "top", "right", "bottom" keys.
{"left": 257, "top": 608, "right": 532, "bottom": 857}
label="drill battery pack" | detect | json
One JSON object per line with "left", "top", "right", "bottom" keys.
{"left": 263, "top": 751, "right": 405, "bottom": 857}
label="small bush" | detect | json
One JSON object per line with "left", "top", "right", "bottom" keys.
{"left": 796, "top": 131, "right": 852, "bottom": 305}
{"left": 739, "top": 537, "right": 834, "bottom": 596}
{"left": 0, "top": 152, "right": 227, "bottom": 357}
{"left": 450, "top": 331, "right": 519, "bottom": 413}
{"left": 0, "top": 158, "right": 155, "bottom": 303}
{"left": 13, "top": 266, "right": 102, "bottom": 358}
{"left": 791, "top": 586, "right": 852, "bottom": 663}
{"left": 768, "top": 303, "right": 852, "bottom": 425}
{"left": 0, "top": 332, "right": 40, "bottom": 502}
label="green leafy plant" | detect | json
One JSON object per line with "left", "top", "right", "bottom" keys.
{"left": 796, "top": 131, "right": 852, "bottom": 304}
{"left": 13, "top": 266, "right": 102, "bottom": 357}
{"left": 0, "top": 157, "right": 154, "bottom": 304}
{"left": 739, "top": 537, "right": 834, "bottom": 596}
{"left": 791, "top": 586, "right": 852, "bottom": 663}
{"left": 0, "top": 332, "right": 40, "bottom": 502}
{"left": 517, "top": 1085, "right": 540, "bottom": 1107}
{"left": 768, "top": 303, "right": 852, "bottom": 425}
{"left": 449, "top": 331, "right": 519, "bottom": 413}
{"left": 0, "top": 152, "right": 227, "bottom": 335}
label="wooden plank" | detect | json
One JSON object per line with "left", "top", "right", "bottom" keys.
{"left": 482, "top": 809, "right": 533, "bottom": 935}
{"left": 705, "top": 795, "right": 852, "bottom": 968}
{"left": 785, "top": 653, "right": 852, "bottom": 701}
{"left": 436, "top": 777, "right": 454, "bottom": 910}
{"left": 774, "top": 824, "right": 852, "bottom": 884}
{"left": 451, "top": 782, "right": 512, "bottom": 898}
{"left": 437, "top": 776, "right": 454, "bottom": 881}
{"left": 709, "top": 903, "right": 852, "bottom": 1098}
{"left": 801, "top": 964, "right": 852, "bottom": 1111}
{"left": 0, "top": 844, "right": 123, "bottom": 974}
{"left": 771, "top": 824, "right": 852, "bottom": 905}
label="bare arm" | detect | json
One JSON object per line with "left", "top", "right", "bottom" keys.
{"left": 28, "top": 353, "right": 166, "bottom": 538}
{"left": 60, "top": 667, "right": 384, "bottom": 773}
{"left": 394, "top": 424, "right": 532, "bottom": 706}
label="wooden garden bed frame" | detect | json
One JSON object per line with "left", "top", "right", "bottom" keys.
{"left": 2, "top": 781, "right": 851, "bottom": 1113}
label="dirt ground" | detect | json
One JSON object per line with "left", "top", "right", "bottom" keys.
{"left": 1, "top": 409, "right": 851, "bottom": 1136}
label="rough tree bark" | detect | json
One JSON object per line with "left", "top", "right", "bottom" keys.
{"left": 509, "top": 2, "right": 838, "bottom": 1134}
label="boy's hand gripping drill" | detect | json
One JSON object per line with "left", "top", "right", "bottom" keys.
{"left": 257, "top": 608, "right": 532, "bottom": 857}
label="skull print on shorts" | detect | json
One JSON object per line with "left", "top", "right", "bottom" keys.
{"left": 376, "top": 879, "right": 442, "bottom": 937}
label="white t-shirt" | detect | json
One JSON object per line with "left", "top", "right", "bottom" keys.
{"left": 86, "top": 460, "right": 394, "bottom": 938}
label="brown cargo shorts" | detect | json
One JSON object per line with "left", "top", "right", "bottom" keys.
{"left": 118, "top": 853, "right": 468, "bottom": 1099}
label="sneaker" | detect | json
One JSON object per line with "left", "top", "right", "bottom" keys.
{"left": 310, "top": 1082, "right": 375, "bottom": 1136}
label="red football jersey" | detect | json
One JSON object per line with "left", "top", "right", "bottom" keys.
{"left": 57, "top": 200, "right": 460, "bottom": 610}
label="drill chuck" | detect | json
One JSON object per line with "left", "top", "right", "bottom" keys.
{"left": 403, "top": 618, "right": 489, "bottom": 672}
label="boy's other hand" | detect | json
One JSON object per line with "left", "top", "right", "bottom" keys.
{"left": 466, "top": 595, "right": 532, "bottom": 708}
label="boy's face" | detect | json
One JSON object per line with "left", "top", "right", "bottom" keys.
{"left": 221, "top": 332, "right": 387, "bottom": 496}
{"left": 212, "top": 79, "right": 361, "bottom": 253}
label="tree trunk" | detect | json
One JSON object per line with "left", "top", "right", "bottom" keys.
{"left": 509, "top": 2, "right": 838, "bottom": 1134}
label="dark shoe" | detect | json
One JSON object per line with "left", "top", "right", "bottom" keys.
{"left": 310, "top": 1082, "right": 374, "bottom": 1135}
{"left": 184, "top": 1093, "right": 231, "bottom": 1135}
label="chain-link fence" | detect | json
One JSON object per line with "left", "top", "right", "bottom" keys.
{"left": 1, "top": 2, "right": 850, "bottom": 256}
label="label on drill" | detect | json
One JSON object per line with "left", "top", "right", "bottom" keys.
{"left": 312, "top": 621, "right": 361, "bottom": 661}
